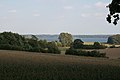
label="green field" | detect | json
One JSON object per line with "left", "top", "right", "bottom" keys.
{"left": 0, "top": 50, "right": 120, "bottom": 80}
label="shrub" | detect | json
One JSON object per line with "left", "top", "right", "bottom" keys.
{"left": 65, "top": 48, "right": 106, "bottom": 57}
{"left": 47, "top": 42, "right": 61, "bottom": 54}
{"left": 72, "top": 39, "right": 84, "bottom": 49}
{"left": 71, "top": 40, "right": 106, "bottom": 49}
{"left": 0, "top": 32, "right": 61, "bottom": 54}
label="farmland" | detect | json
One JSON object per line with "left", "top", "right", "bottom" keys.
{"left": 0, "top": 50, "right": 120, "bottom": 80}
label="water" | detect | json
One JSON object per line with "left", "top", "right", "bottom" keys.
{"left": 36, "top": 35, "right": 109, "bottom": 42}
{"left": 80, "top": 38, "right": 107, "bottom": 42}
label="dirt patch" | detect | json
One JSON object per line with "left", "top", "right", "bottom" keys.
{"left": 99, "top": 48, "right": 120, "bottom": 59}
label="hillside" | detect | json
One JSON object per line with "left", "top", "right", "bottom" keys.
{"left": 0, "top": 50, "right": 120, "bottom": 80}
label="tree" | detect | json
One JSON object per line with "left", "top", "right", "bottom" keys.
{"left": 47, "top": 41, "right": 61, "bottom": 54}
{"left": 0, "top": 32, "right": 26, "bottom": 50}
{"left": 93, "top": 42, "right": 101, "bottom": 49}
{"left": 72, "top": 39, "right": 84, "bottom": 49}
{"left": 58, "top": 32, "right": 73, "bottom": 47}
{"left": 38, "top": 40, "right": 48, "bottom": 48}
{"left": 106, "top": 0, "right": 120, "bottom": 25}
{"left": 31, "top": 35, "right": 38, "bottom": 41}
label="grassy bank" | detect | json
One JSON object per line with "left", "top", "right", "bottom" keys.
{"left": 0, "top": 50, "right": 120, "bottom": 80}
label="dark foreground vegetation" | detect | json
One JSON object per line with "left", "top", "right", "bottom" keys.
{"left": 72, "top": 39, "right": 106, "bottom": 49}
{"left": 65, "top": 39, "right": 106, "bottom": 57}
{"left": 0, "top": 32, "right": 60, "bottom": 54}
{"left": 0, "top": 50, "right": 120, "bottom": 80}
{"left": 65, "top": 48, "right": 106, "bottom": 57}
{"left": 0, "top": 32, "right": 107, "bottom": 58}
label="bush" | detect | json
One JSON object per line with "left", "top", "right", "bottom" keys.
{"left": 47, "top": 42, "right": 61, "bottom": 54}
{"left": 72, "top": 39, "right": 84, "bottom": 49}
{"left": 65, "top": 48, "right": 106, "bottom": 57}
{"left": 109, "top": 45, "right": 116, "bottom": 48}
{"left": 0, "top": 32, "right": 61, "bottom": 54}
{"left": 72, "top": 41, "right": 106, "bottom": 49}
{"left": 0, "top": 44, "right": 24, "bottom": 51}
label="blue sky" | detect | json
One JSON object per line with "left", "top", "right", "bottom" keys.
{"left": 0, "top": 0, "right": 120, "bottom": 35}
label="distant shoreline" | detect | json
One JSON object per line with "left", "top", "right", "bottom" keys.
{"left": 34, "top": 35, "right": 109, "bottom": 42}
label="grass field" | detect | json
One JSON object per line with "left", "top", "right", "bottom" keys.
{"left": 0, "top": 50, "right": 120, "bottom": 80}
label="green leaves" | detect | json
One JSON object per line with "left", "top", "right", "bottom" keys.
{"left": 0, "top": 32, "right": 60, "bottom": 54}
{"left": 58, "top": 32, "right": 73, "bottom": 47}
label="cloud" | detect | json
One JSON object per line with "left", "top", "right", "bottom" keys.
{"left": 63, "top": 6, "right": 73, "bottom": 10}
{"left": 33, "top": 13, "right": 40, "bottom": 17}
{"left": 94, "top": 2, "right": 108, "bottom": 8}
{"left": 8, "top": 9, "right": 17, "bottom": 13}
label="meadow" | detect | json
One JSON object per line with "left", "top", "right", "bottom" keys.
{"left": 0, "top": 50, "right": 120, "bottom": 80}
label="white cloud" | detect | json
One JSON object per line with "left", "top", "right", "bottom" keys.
{"left": 63, "top": 6, "right": 73, "bottom": 10}
{"left": 33, "top": 13, "right": 40, "bottom": 17}
{"left": 94, "top": 2, "right": 108, "bottom": 8}
{"left": 8, "top": 9, "right": 17, "bottom": 13}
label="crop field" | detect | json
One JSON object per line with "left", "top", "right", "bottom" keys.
{"left": 100, "top": 48, "right": 120, "bottom": 59}
{"left": 0, "top": 50, "right": 120, "bottom": 80}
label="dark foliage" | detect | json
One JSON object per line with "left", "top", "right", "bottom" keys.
{"left": 106, "top": 0, "right": 120, "bottom": 25}
{"left": 47, "top": 42, "right": 61, "bottom": 54}
{"left": 107, "top": 34, "right": 120, "bottom": 44}
{"left": 72, "top": 40, "right": 106, "bottom": 49}
{"left": 58, "top": 32, "right": 73, "bottom": 47}
{"left": 93, "top": 42, "right": 106, "bottom": 49}
{"left": 71, "top": 39, "right": 84, "bottom": 49}
{"left": 0, "top": 32, "right": 26, "bottom": 51}
{"left": 65, "top": 48, "right": 106, "bottom": 57}
{"left": 0, "top": 32, "right": 60, "bottom": 54}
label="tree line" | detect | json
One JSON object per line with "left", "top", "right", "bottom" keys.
{"left": 0, "top": 32, "right": 107, "bottom": 57}
{"left": 0, "top": 32, "right": 60, "bottom": 54}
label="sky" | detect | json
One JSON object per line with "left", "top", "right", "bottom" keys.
{"left": 0, "top": 0, "right": 120, "bottom": 35}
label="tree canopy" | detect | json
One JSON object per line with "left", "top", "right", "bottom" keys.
{"left": 106, "top": 0, "right": 120, "bottom": 25}
{"left": 0, "top": 32, "right": 60, "bottom": 54}
{"left": 58, "top": 32, "right": 73, "bottom": 47}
